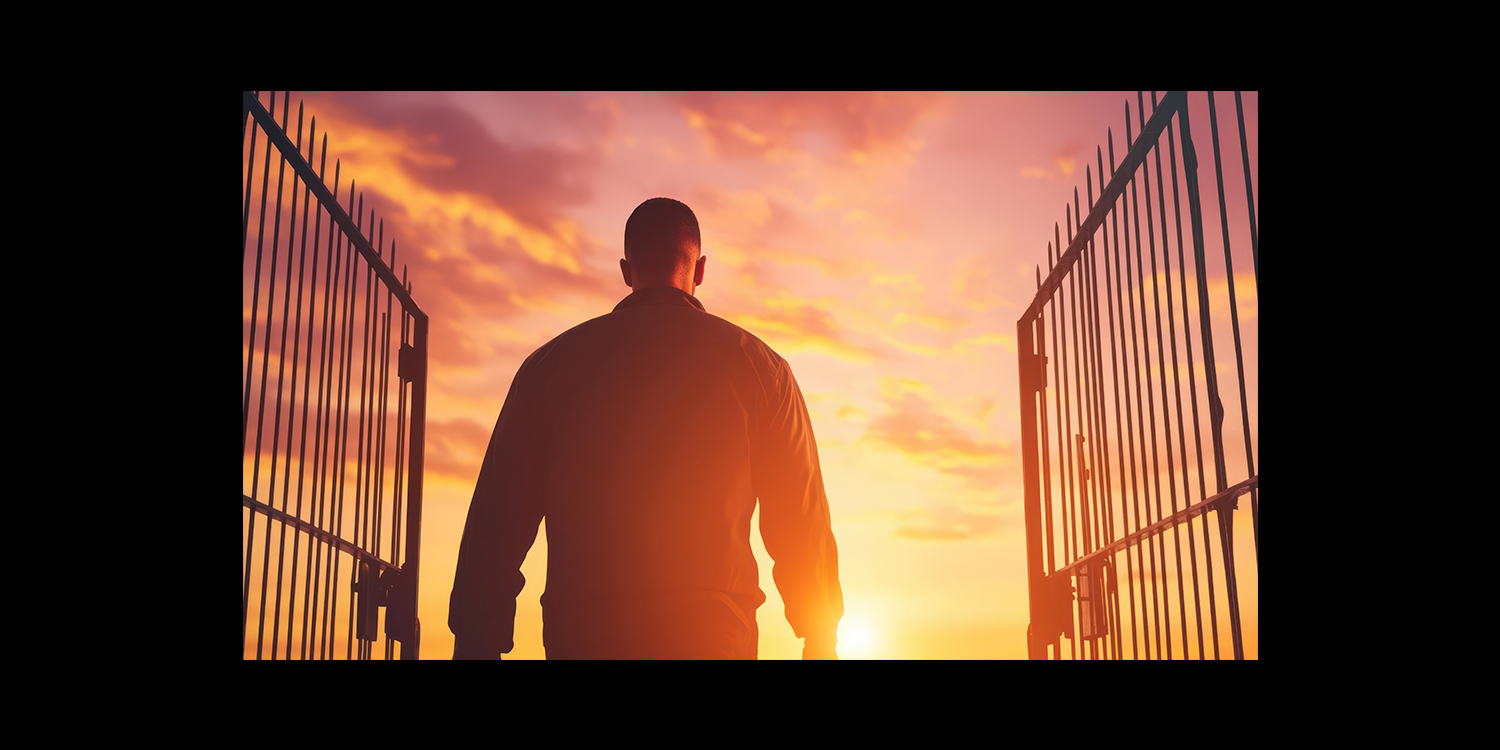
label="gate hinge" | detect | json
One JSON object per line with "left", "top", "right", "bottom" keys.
{"left": 398, "top": 343, "right": 424, "bottom": 383}
{"left": 383, "top": 565, "right": 418, "bottom": 644}
{"left": 352, "top": 563, "right": 419, "bottom": 644}
{"left": 1076, "top": 559, "right": 1111, "bottom": 641}
{"left": 1022, "top": 349, "right": 1048, "bottom": 394}
{"left": 1034, "top": 572, "right": 1075, "bottom": 644}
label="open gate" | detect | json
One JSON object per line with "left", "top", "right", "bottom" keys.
{"left": 242, "top": 91, "right": 429, "bottom": 659}
{"left": 1018, "top": 91, "right": 1257, "bottom": 659}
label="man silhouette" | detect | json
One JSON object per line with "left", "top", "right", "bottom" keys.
{"left": 450, "top": 197, "right": 843, "bottom": 660}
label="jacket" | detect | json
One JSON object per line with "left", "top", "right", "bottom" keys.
{"left": 448, "top": 285, "right": 842, "bottom": 658}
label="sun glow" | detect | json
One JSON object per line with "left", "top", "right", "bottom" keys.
{"left": 838, "top": 615, "right": 879, "bottom": 659}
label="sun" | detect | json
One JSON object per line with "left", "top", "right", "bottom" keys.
{"left": 838, "top": 615, "right": 879, "bottom": 659}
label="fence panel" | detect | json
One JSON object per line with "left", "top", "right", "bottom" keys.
{"left": 242, "top": 91, "right": 429, "bottom": 660}
{"left": 1019, "top": 91, "right": 1257, "bottom": 659}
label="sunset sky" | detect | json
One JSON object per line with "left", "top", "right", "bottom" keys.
{"left": 245, "top": 90, "right": 1257, "bottom": 659}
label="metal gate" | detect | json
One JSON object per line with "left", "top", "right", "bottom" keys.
{"left": 243, "top": 91, "right": 429, "bottom": 659}
{"left": 1018, "top": 91, "right": 1257, "bottom": 659}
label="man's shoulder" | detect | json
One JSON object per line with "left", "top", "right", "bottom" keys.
{"left": 521, "top": 302, "right": 791, "bottom": 379}
{"left": 698, "top": 309, "right": 792, "bottom": 370}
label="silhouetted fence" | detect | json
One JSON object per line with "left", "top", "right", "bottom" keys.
{"left": 242, "top": 91, "right": 429, "bottom": 659}
{"left": 1018, "top": 91, "right": 1257, "bottom": 659}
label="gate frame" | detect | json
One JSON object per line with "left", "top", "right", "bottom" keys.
{"left": 242, "top": 91, "right": 429, "bottom": 659}
{"left": 1018, "top": 91, "right": 1257, "bottom": 659}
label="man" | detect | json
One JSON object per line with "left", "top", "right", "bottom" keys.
{"left": 450, "top": 197, "right": 842, "bottom": 659}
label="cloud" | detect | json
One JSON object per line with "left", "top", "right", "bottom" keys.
{"left": 270, "top": 93, "right": 626, "bottom": 374}
{"left": 666, "top": 91, "right": 953, "bottom": 165}
{"left": 893, "top": 504, "right": 1005, "bottom": 541}
{"left": 859, "top": 381, "right": 1015, "bottom": 491}
{"left": 303, "top": 92, "right": 603, "bottom": 232}
{"left": 722, "top": 293, "right": 882, "bottom": 364}
{"left": 422, "top": 416, "right": 494, "bottom": 481}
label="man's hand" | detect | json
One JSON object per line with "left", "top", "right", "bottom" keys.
{"left": 452, "top": 632, "right": 505, "bottom": 660}
{"left": 802, "top": 635, "right": 838, "bottom": 660}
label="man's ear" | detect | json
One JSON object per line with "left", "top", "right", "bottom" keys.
{"left": 694, "top": 255, "right": 706, "bottom": 287}
{"left": 620, "top": 258, "right": 633, "bottom": 288}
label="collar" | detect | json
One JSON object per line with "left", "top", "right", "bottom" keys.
{"left": 613, "top": 285, "right": 706, "bottom": 314}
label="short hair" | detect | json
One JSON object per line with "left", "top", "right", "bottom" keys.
{"left": 624, "top": 198, "right": 700, "bottom": 279}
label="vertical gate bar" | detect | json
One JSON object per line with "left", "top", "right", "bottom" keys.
{"left": 373, "top": 238, "right": 387, "bottom": 575}
{"left": 357, "top": 206, "right": 375, "bottom": 568}
{"left": 1038, "top": 267, "right": 1062, "bottom": 660}
{"left": 393, "top": 269, "right": 411, "bottom": 658}
{"left": 1117, "top": 120, "right": 1156, "bottom": 659}
{"left": 1036, "top": 267, "right": 1055, "bottom": 580}
{"left": 285, "top": 110, "right": 321, "bottom": 658}
{"left": 376, "top": 284, "right": 393, "bottom": 655}
{"left": 356, "top": 205, "right": 377, "bottom": 657}
{"left": 1078, "top": 190, "right": 1108, "bottom": 655}
{"left": 1061, "top": 226, "right": 1083, "bottom": 661}
{"left": 1211, "top": 91, "right": 1259, "bottom": 547}
{"left": 381, "top": 240, "right": 397, "bottom": 662}
{"left": 364, "top": 210, "right": 380, "bottom": 660}
{"left": 1178, "top": 93, "right": 1230, "bottom": 658}
{"left": 243, "top": 93, "right": 272, "bottom": 653}
{"left": 403, "top": 301, "right": 430, "bottom": 661}
{"left": 1138, "top": 91, "right": 1187, "bottom": 658}
{"left": 344, "top": 190, "right": 368, "bottom": 660}
{"left": 1234, "top": 91, "right": 1260, "bottom": 557}
{"left": 1067, "top": 200, "right": 1090, "bottom": 560}
{"left": 1079, "top": 190, "right": 1102, "bottom": 558}
{"left": 1086, "top": 163, "right": 1123, "bottom": 659}
{"left": 1148, "top": 92, "right": 1196, "bottom": 658}
{"left": 1235, "top": 91, "right": 1258, "bottom": 288}
{"left": 270, "top": 101, "right": 308, "bottom": 659}
{"left": 1126, "top": 101, "right": 1167, "bottom": 658}
{"left": 1206, "top": 91, "right": 1247, "bottom": 660}
{"left": 379, "top": 231, "right": 392, "bottom": 567}
{"left": 354, "top": 198, "right": 374, "bottom": 658}
{"left": 1064, "top": 207, "right": 1090, "bottom": 659}
{"left": 1162, "top": 98, "right": 1209, "bottom": 659}
{"left": 1170, "top": 106, "right": 1219, "bottom": 660}
{"left": 242, "top": 95, "right": 259, "bottom": 261}
{"left": 1020, "top": 311, "right": 1045, "bottom": 659}
{"left": 1047, "top": 239, "right": 1067, "bottom": 578}
{"left": 314, "top": 160, "right": 344, "bottom": 659}
{"left": 1066, "top": 211, "right": 1088, "bottom": 563}
{"left": 240, "top": 105, "right": 261, "bottom": 650}
{"left": 1049, "top": 234, "right": 1078, "bottom": 661}
{"left": 1179, "top": 97, "right": 1228, "bottom": 501}
{"left": 244, "top": 90, "right": 275, "bottom": 454}
{"left": 253, "top": 91, "right": 293, "bottom": 660}
{"left": 332, "top": 181, "right": 359, "bottom": 660}
{"left": 376, "top": 239, "right": 393, "bottom": 658}
{"left": 1080, "top": 187, "right": 1104, "bottom": 657}
{"left": 1046, "top": 243, "right": 1069, "bottom": 577}
{"left": 1102, "top": 173, "right": 1127, "bottom": 660}
{"left": 298, "top": 126, "right": 331, "bottom": 659}
{"left": 391, "top": 266, "right": 410, "bottom": 659}
{"left": 1103, "top": 134, "right": 1140, "bottom": 659}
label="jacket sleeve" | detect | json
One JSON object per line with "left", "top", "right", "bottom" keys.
{"left": 753, "top": 359, "right": 843, "bottom": 644}
{"left": 448, "top": 351, "right": 549, "bottom": 658}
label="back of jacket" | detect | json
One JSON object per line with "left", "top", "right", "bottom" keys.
{"left": 449, "top": 286, "right": 842, "bottom": 658}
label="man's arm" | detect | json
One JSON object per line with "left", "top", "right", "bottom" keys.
{"left": 448, "top": 353, "right": 550, "bottom": 659}
{"left": 754, "top": 361, "right": 843, "bottom": 660}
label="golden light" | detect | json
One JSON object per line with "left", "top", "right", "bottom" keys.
{"left": 838, "top": 615, "right": 879, "bottom": 659}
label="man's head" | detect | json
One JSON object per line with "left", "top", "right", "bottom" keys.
{"left": 621, "top": 197, "right": 706, "bottom": 294}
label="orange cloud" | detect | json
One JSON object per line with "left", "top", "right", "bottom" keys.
{"left": 723, "top": 294, "right": 881, "bottom": 364}
{"left": 423, "top": 416, "right": 494, "bottom": 481}
{"left": 894, "top": 504, "right": 1005, "bottom": 541}
{"left": 668, "top": 91, "right": 952, "bottom": 165}
{"left": 859, "top": 384, "right": 1015, "bottom": 492}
